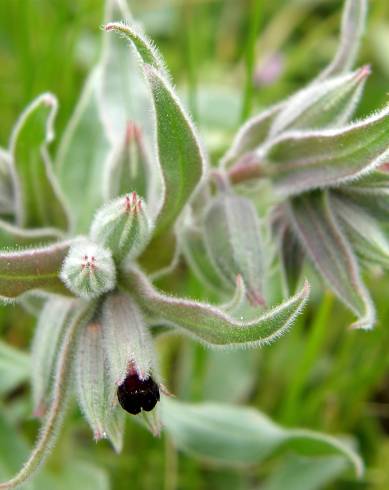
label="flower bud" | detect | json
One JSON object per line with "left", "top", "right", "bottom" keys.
{"left": 60, "top": 240, "right": 116, "bottom": 299}
{"left": 90, "top": 192, "right": 152, "bottom": 263}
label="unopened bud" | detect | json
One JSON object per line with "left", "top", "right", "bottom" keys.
{"left": 104, "top": 122, "right": 152, "bottom": 202}
{"left": 90, "top": 192, "right": 152, "bottom": 263}
{"left": 60, "top": 240, "right": 116, "bottom": 299}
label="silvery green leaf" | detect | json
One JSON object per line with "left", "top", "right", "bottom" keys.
{"left": 269, "top": 66, "right": 369, "bottom": 137}
{"left": 332, "top": 192, "right": 389, "bottom": 268}
{"left": 0, "top": 340, "right": 30, "bottom": 396}
{"left": 220, "top": 102, "right": 283, "bottom": 168}
{"left": 0, "top": 302, "right": 95, "bottom": 489}
{"left": 56, "top": 69, "right": 110, "bottom": 233}
{"left": 273, "top": 213, "right": 305, "bottom": 295}
{"left": 76, "top": 321, "right": 119, "bottom": 443}
{"left": 0, "top": 219, "right": 62, "bottom": 249}
{"left": 143, "top": 64, "right": 206, "bottom": 237}
{"left": 0, "top": 148, "right": 13, "bottom": 217}
{"left": 0, "top": 240, "right": 73, "bottom": 300}
{"left": 124, "top": 268, "right": 309, "bottom": 349}
{"left": 103, "top": 123, "right": 154, "bottom": 204}
{"left": 263, "top": 454, "right": 348, "bottom": 490}
{"left": 317, "top": 0, "right": 368, "bottom": 81}
{"left": 203, "top": 192, "right": 265, "bottom": 305}
{"left": 220, "top": 274, "right": 247, "bottom": 315}
{"left": 31, "top": 297, "right": 74, "bottom": 415}
{"left": 161, "top": 398, "right": 363, "bottom": 477}
{"left": 102, "top": 292, "right": 155, "bottom": 385}
{"left": 10, "top": 94, "right": 69, "bottom": 231}
{"left": 180, "top": 225, "right": 226, "bottom": 294}
{"left": 287, "top": 191, "right": 375, "bottom": 329}
{"left": 261, "top": 105, "right": 389, "bottom": 197}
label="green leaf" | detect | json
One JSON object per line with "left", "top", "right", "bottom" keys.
{"left": 143, "top": 64, "right": 205, "bottom": 236}
{"left": 161, "top": 398, "right": 363, "bottom": 477}
{"left": 221, "top": 102, "right": 283, "bottom": 168}
{"left": 269, "top": 67, "right": 369, "bottom": 137}
{"left": 31, "top": 298, "right": 74, "bottom": 414}
{"left": 262, "top": 105, "right": 389, "bottom": 197}
{"left": 0, "top": 148, "right": 13, "bottom": 217}
{"left": 56, "top": 70, "right": 110, "bottom": 233}
{"left": 103, "top": 21, "right": 168, "bottom": 80}
{"left": 0, "top": 341, "right": 30, "bottom": 396}
{"left": 317, "top": 0, "right": 368, "bottom": 81}
{"left": 262, "top": 454, "right": 348, "bottom": 490}
{"left": 10, "top": 94, "right": 69, "bottom": 231}
{"left": 0, "top": 219, "right": 61, "bottom": 249}
{"left": 203, "top": 192, "right": 265, "bottom": 305}
{"left": 332, "top": 192, "right": 389, "bottom": 268}
{"left": 180, "top": 225, "right": 226, "bottom": 294}
{"left": 273, "top": 214, "right": 305, "bottom": 295}
{"left": 124, "top": 268, "right": 309, "bottom": 348}
{"left": 0, "top": 240, "right": 73, "bottom": 300}
{"left": 287, "top": 191, "right": 375, "bottom": 329}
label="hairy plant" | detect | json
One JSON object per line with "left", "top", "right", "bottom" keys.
{"left": 0, "top": 0, "right": 383, "bottom": 487}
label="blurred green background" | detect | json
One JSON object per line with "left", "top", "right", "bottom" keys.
{"left": 1, "top": 0, "right": 389, "bottom": 488}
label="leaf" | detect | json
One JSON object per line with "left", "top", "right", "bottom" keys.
{"left": 269, "top": 67, "right": 369, "bottom": 137}
{"left": 262, "top": 454, "right": 348, "bottom": 490}
{"left": 273, "top": 214, "right": 305, "bottom": 295}
{"left": 261, "top": 105, "right": 389, "bottom": 197}
{"left": 161, "top": 398, "right": 363, "bottom": 477}
{"left": 287, "top": 191, "right": 375, "bottom": 329}
{"left": 0, "top": 148, "right": 13, "bottom": 217}
{"left": 124, "top": 268, "right": 309, "bottom": 348}
{"left": 56, "top": 69, "right": 110, "bottom": 233}
{"left": 180, "top": 225, "right": 226, "bottom": 294}
{"left": 143, "top": 64, "right": 205, "bottom": 236}
{"left": 103, "top": 21, "right": 168, "bottom": 82}
{"left": 203, "top": 192, "right": 265, "bottom": 305}
{"left": 0, "top": 220, "right": 62, "bottom": 249}
{"left": 332, "top": 192, "right": 389, "bottom": 268}
{"left": 0, "top": 240, "right": 73, "bottom": 300}
{"left": 221, "top": 102, "right": 283, "bottom": 168}
{"left": 317, "top": 0, "right": 368, "bottom": 81}
{"left": 0, "top": 341, "right": 30, "bottom": 396}
{"left": 31, "top": 297, "right": 74, "bottom": 414}
{"left": 0, "top": 302, "right": 95, "bottom": 489}
{"left": 10, "top": 93, "right": 69, "bottom": 231}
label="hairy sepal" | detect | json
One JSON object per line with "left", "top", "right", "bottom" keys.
{"left": 10, "top": 93, "right": 69, "bottom": 231}
{"left": 90, "top": 192, "right": 152, "bottom": 264}
{"left": 102, "top": 292, "right": 156, "bottom": 385}
{"left": 203, "top": 193, "right": 265, "bottom": 305}
{"left": 75, "top": 320, "right": 124, "bottom": 450}
{"left": 261, "top": 105, "right": 389, "bottom": 197}
{"left": 287, "top": 191, "right": 375, "bottom": 329}
{"left": 123, "top": 268, "right": 310, "bottom": 349}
